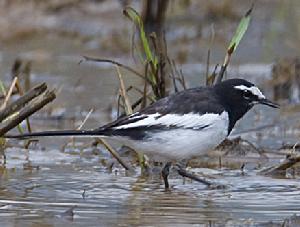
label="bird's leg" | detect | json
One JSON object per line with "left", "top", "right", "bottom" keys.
{"left": 161, "top": 162, "right": 172, "bottom": 189}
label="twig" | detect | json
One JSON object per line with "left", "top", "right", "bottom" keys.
{"left": 206, "top": 24, "right": 215, "bottom": 86}
{"left": 0, "top": 77, "right": 18, "bottom": 110}
{"left": 141, "top": 62, "right": 149, "bottom": 108}
{"left": 207, "top": 64, "right": 219, "bottom": 86}
{"left": 215, "top": 45, "right": 235, "bottom": 84}
{"left": 131, "top": 86, "right": 155, "bottom": 102}
{"left": 95, "top": 138, "right": 132, "bottom": 171}
{"left": 205, "top": 50, "right": 211, "bottom": 86}
{"left": 78, "top": 109, "right": 93, "bottom": 130}
{"left": 15, "top": 78, "right": 32, "bottom": 133}
{"left": 82, "top": 56, "right": 147, "bottom": 81}
{"left": 0, "top": 90, "right": 56, "bottom": 136}
{"left": 61, "top": 108, "right": 94, "bottom": 149}
{"left": 0, "top": 90, "right": 18, "bottom": 100}
{"left": 116, "top": 66, "right": 133, "bottom": 115}
{"left": 172, "top": 60, "right": 186, "bottom": 90}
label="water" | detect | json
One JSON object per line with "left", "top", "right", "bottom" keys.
{"left": 1, "top": 1, "right": 300, "bottom": 226}
{"left": 1, "top": 146, "right": 300, "bottom": 227}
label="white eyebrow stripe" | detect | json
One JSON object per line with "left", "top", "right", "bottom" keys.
{"left": 234, "top": 85, "right": 265, "bottom": 99}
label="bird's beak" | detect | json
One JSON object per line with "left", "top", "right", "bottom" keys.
{"left": 259, "top": 98, "right": 280, "bottom": 108}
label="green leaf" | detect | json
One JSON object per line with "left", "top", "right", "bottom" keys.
{"left": 228, "top": 5, "right": 253, "bottom": 53}
{"left": 0, "top": 137, "right": 5, "bottom": 146}
{"left": 123, "top": 7, "right": 158, "bottom": 85}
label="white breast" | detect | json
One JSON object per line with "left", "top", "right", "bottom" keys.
{"left": 111, "top": 111, "right": 229, "bottom": 162}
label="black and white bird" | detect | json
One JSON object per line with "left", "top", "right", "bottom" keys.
{"left": 5, "top": 79, "right": 279, "bottom": 188}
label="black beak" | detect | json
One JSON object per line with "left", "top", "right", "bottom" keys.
{"left": 259, "top": 98, "right": 280, "bottom": 108}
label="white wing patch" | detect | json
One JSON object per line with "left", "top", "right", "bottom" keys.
{"left": 234, "top": 85, "right": 265, "bottom": 99}
{"left": 114, "top": 111, "right": 229, "bottom": 130}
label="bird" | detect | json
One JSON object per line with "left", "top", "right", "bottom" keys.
{"left": 5, "top": 78, "right": 279, "bottom": 188}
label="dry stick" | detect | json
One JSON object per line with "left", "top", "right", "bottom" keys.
{"left": 0, "top": 90, "right": 18, "bottom": 100}
{"left": 78, "top": 109, "right": 94, "bottom": 130}
{"left": 206, "top": 25, "right": 215, "bottom": 86}
{"left": 260, "top": 156, "right": 300, "bottom": 176}
{"left": 131, "top": 86, "right": 155, "bottom": 102}
{"left": 169, "top": 58, "right": 179, "bottom": 93}
{"left": 117, "top": 86, "right": 134, "bottom": 117}
{"left": 118, "top": 91, "right": 152, "bottom": 118}
{"left": 0, "top": 77, "right": 18, "bottom": 110}
{"left": 179, "top": 69, "right": 187, "bottom": 90}
{"left": 115, "top": 87, "right": 153, "bottom": 117}
{"left": 172, "top": 60, "right": 186, "bottom": 90}
{"left": 0, "top": 83, "right": 47, "bottom": 122}
{"left": 117, "top": 86, "right": 134, "bottom": 115}
{"left": 116, "top": 66, "right": 133, "bottom": 115}
{"left": 141, "top": 71, "right": 148, "bottom": 109}
{"left": 207, "top": 64, "right": 219, "bottom": 86}
{"left": 131, "top": 94, "right": 148, "bottom": 111}
{"left": 95, "top": 138, "right": 131, "bottom": 171}
{"left": 205, "top": 49, "right": 211, "bottom": 86}
{"left": 0, "top": 77, "right": 25, "bottom": 137}
{"left": 0, "top": 90, "right": 56, "bottom": 136}
{"left": 61, "top": 108, "right": 94, "bottom": 150}
{"left": 15, "top": 79, "right": 32, "bottom": 133}
{"left": 82, "top": 56, "right": 148, "bottom": 82}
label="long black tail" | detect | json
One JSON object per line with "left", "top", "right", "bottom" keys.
{"left": 4, "top": 129, "right": 103, "bottom": 140}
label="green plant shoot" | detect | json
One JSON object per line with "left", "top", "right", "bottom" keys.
{"left": 228, "top": 5, "right": 253, "bottom": 53}
{"left": 123, "top": 7, "right": 158, "bottom": 85}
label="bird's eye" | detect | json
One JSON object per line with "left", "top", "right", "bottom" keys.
{"left": 243, "top": 90, "right": 252, "bottom": 98}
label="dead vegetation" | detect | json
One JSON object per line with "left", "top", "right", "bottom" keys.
{"left": 0, "top": 59, "right": 56, "bottom": 144}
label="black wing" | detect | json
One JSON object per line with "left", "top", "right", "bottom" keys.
{"left": 97, "top": 87, "right": 225, "bottom": 140}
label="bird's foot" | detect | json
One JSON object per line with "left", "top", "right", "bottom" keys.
{"left": 161, "top": 162, "right": 172, "bottom": 189}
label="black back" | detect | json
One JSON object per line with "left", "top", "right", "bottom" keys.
{"left": 98, "top": 86, "right": 226, "bottom": 139}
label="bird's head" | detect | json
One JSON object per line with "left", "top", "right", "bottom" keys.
{"left": 214, "top": 78, "right": 279, "bottom": 112}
